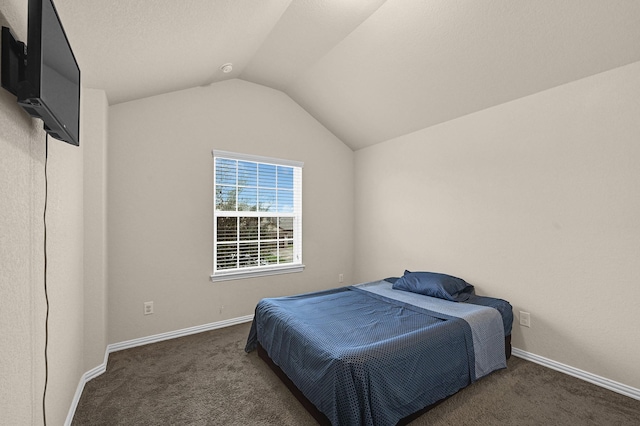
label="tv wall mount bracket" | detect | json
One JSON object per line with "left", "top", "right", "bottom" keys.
{"left": 1, "top": 27, "right": 28, "bottom": 97}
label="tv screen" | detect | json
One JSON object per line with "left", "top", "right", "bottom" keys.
{"left": 17, "top": 0, "right": 81, "bottom": 146}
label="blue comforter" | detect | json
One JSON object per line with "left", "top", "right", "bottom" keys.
{"left": 246, "top": 282, "right": 508, "bottom": 425}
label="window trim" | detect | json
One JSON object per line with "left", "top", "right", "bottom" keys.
{"left": 212, "top": 150, "right": 303, "bottom": 169}
{"left": 210, "top": 150, "right": 304, "bottom": 282}
{"left": 210, "top": 264, "right": 305, "bottom": 282}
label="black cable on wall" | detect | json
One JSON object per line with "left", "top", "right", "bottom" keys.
{"left": 43, "top": 134, "right": 50, "bottom": 426}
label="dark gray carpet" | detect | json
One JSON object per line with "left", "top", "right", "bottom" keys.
{"left": 72, "top": 322, "right": 640, "bottom": 425}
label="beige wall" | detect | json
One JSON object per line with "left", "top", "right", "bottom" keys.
{"left": 1, "top": 12, "right": 35, "bottom": 423}
{"left": 0, "top": 54, "right": 83, "bottom": 426}
{"left": 107, "top": 79, "right": 354, "bottom": 344}
{"left": 43, "top": 110, "right": 84, "bottom": 426}
{"left": 0, "top": 84, "right": 109, "bottom": 424}
{"left": 354, "top": 61, "right": 640, "bottom": 389}
{"left": 1, "top": 5, "right": 108, "bottom": 420}
{"left": 0, "top": 74, "right": 47, "bottom": 426}
{"left": 0, "top": 4, "right": 84, "bottom": 423}
{"left": 82, "top": 89, "right": 109, "bottom": 370}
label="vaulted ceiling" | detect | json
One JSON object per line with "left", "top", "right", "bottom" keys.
{"left": 51, "top": 0, "right": 640, "bottom": 150}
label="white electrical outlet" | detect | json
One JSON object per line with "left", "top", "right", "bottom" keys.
{"left": 339, "top": 273, "right": 344, "bottom": 283}
{"left": 519, "top": 311, "right": 530, "bottom": 327}
{"left": 144, "top": 301, "right": 154, "bottom": 315}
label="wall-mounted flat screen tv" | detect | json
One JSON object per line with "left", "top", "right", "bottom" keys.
{"left": 1, "top": 0, "right": 81, "bottom": 146}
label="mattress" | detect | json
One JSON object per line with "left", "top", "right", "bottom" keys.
{"left": 246, "top": 280, "right": 512, "bottom": 425}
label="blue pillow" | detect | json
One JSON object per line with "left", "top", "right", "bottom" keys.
{"left": 392, "top": 270, "right": 474, "bottom": 302}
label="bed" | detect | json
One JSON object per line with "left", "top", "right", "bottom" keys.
{"left": 245, "top": 272, "right": 513, "bottom": 425}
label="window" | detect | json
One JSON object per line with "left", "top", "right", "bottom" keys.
{"left": 211, "top": 150, "right": 304, "bottom": 281}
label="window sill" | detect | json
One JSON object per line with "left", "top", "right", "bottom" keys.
{"left": 210, "top": 264, "right": 305, "bottom": 282}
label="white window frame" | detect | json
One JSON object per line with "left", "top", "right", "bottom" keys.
{"left": 211, "top": 150, "right": 304, "bottom": 282}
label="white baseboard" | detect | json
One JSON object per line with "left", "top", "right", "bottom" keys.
{"left": 512, "top": 347, "right": 640, "bottom": 401}
{"left": 64, "top": 315, "right": 254, "bottom": 426}
{"left": 107, "top": 314, "right": 254, "bottom": 353}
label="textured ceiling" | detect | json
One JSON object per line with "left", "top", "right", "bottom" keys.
{"left": 51, "top": 0, "right": 640, "bottom": 150}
